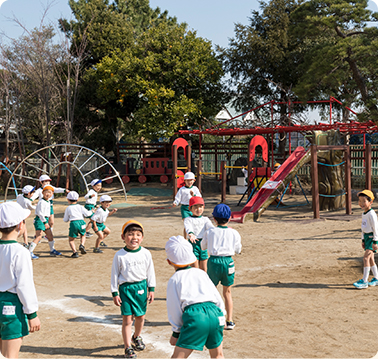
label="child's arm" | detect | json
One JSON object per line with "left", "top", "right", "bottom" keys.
{"left": 146, "top": 252, "right": 156, "bottom": 304}
{"left": 109, "top": 208, "right": 118, "bottom": 216}
{"left": 63, "top": 208, "right": 70, "bottom": 223}
{"left": 184, "top": 218, "right": 197, "bottom": 243}
{"left": 110, "top": 255, "right": 121, "bottom": 305}
{"left": 172, "top": 188, "right": 182, "bottom": 206}
{"left": 54, "top": 186, "right": 69, "bottom": 194}
{"left": 234, "top": 231, "right": 242, "bottom": 254}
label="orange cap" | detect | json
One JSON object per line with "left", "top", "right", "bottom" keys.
{"left": 42, "top": 185, "right": 54, "bottom": 192}
{"left": 122, "top": 220, "right": 144, "bottom": 234}
{"left": 358, "top": 189, "right": 375, "bottom": 201}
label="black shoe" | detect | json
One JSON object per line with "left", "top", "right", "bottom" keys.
{"left": 100, "top": 241, "right": 108, "bottom": 247}
{"left": 71, "top": 252, "right": 79, "bottom": 258}
{"left": 131, "top": 335, "right": 145, "bottom": 351}
{"left": 79, "top": 244, "right": 87, "bottom": 255}
{"left": 124, "top": 346, "right": 137, "bottom": 358}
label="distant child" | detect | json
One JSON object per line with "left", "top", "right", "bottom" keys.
{"left": 84, "top": 179, "right": 102, "bottom": 237}
{"left": 111, "top": 220, "right": 155, "bottom": 359}
{"left": 29, "top": 185, "right": 61, "bottom": 259}
{"left": 201, "top": 204, "right": 242, "bottom": 330}
{"left": 0, "top": 202, "right": 40, "bottom": 359}
{"left": 31, "top": 174, "right": 69, "bottom": 233}
{"left": 63, "top": 191, "right": 95, "bottom": 258}
{"left": 353, "top": 190, "right": 378, "bottom": 289}
{"left": 91, "top": 195, "right": 117, "bottom": 252}
{"left": 184, "top": 196, "right": 214, "bottom": 271}
{"left": 16, "top": 185, "right": 36, "bottom": 248}
{"left": 165, "top": 235, "right": 225, "bottom": 358}
{"left": 173, "top": 172, "right": 202, "bottom": 237}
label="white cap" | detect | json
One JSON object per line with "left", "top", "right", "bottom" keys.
{"left": 184, "top": 172, "right": 195, "bottom": 180}
{"left": 165, "top": 235, "right": 197, "bottom": 266}
{"left": 100, "top": 195, "right": 112, "bottom": 202}
{"left": 22, "top": 185, "right": 35, "bottom": 194}
{"left": 90, "top": 179, "right": 102, "bottom": 187}
{"left": 67, "top": 191, "right": 79, "bottom": 201}
{"left": 39, "top": 174, "right": 51, "bottom": 182}
{"left": 0, "top": 202, "right": 31, "bottom": 228}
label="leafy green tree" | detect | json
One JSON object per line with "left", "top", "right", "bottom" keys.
{"left": 291, "top": 0, "right": 378, "bottom": 121}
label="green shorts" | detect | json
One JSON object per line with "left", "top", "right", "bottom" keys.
{"left": 0, "top": 292, "right": 29, "bottom": 340}
{"left": 69, "top": 220, "right": 87, "bottom": 238}
{"left": 190, "top": 239, "right": 208, "bottom": 261}
{"left": 50, "top": 201, "right": 54, "bottom": 215}
{"left": 363, "top": 232, "right": 377, "bottom": 252}
{"left": 180, "top": 205, "right": 192, "bottom": 219}
{"left": 93, "top": 222, "right": 106, "bottom": 233}
{"left": 207, "top": 256, "right": 235, "bottom": 287}
{"left": 176, "top": 302, "right": 224, "bottom": 351}
{"left": 84, "top": 204, "right": 95, "bottom": 218}
{"left": 119, "top": 280, "right": 147, "bottom": 317}
{"left": 33, "top": 216, "right": 49, "bottom": 231}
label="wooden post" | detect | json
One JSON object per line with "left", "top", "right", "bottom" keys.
{"left": 247, "top": 155, "right": 252, "bottom": 199}
{"left": 311, "top": 145, "right": 320, "bottom": 219}
{"left": 365, "top": 143, "right": 372, "bottom": 190}
{"left": 173, "top": 145, "right": 178, "bottom": 200}
{"left": 221, "top": 160, "right": 226, "bottom": 203}
{"left": 66, "top": 153, "right": 72, "bottom": 190}
{"left": 345, "top": 146, "right": 352, "bottom": 215}
{"left": 186, "top": 146, "right": 191, "bottom": 173}
{"left": 197, "top": 159, "right": 202, "bottom": 192}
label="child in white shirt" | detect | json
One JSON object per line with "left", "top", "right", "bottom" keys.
{"left": 16, "top": 185, "right": 36, "bottom": 247}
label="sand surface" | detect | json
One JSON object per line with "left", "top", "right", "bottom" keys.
{"left": 14, "top": 186, "right": 377, "bottom": 358}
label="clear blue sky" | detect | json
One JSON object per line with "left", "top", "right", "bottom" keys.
{"left": 0, "top": 0, "right": 260, "bottom": 47}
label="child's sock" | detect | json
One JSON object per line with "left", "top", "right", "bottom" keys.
{"left": 372, "top": 265, "right": 378, "bottom": 279}
{"left": 48, "top": 241, "right": 55, "bottom": 251}
{"left": 363, "top": 266, "right": 371, "bottom": 282}
{"left": 29, "top": 242, "right": 37, "bottom": 253}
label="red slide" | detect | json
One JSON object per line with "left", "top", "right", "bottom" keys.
{"left": 230, "top": 147, "right": 311, "bottom": 223}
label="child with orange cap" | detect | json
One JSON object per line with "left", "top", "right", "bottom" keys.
{"left": 353, "top": 189, "right": 378, "bottom": 289}
{"left": 184, "top": 196, "right": 214, "bottom": 271}
{"left": 165, "top": 235, "right": 225, "bottom": 358}
{"left": 111, "top": 220, "right": 156, "bottom": 359}
{"left": 29, "top": 185, "right": 61, "bottom": 260}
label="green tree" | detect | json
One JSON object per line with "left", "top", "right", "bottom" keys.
{"left": 291, "top": 0, "right": 378, "bottom": 121}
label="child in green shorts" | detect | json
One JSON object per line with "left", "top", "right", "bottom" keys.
{"left": 84, "top": 179, "right": 102, "bottom": 237}
{"left": 111, "top": 220, "right": 155, "bottom": 359}
{"left": 0, "top": 202, "right": 40, "bottom": 358}
{"left": 353, "top": 189, "right": 378, "bottom": 289}
{"left": 201, "top": 204, "right": 242, "bottom": 330}
{"left": 184, "top": 196, "right": 214, "bottom": 271}
{"left": 91, "top": 195, "right": 117, "bottom": 252}
{"left": 63, "top": 191, "right": 96, "bottom": 258}
{"left": 166, "top": 235, "right": 225, "bottom": 358}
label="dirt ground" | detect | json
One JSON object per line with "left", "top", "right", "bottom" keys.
{"left": 13, "top": 185, "right": 378, "bottom": 358}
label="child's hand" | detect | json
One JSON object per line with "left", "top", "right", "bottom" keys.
{"left": 362, "top": 242, "right": 365, "bottom": 250}
{"left": 172, "top": 203, "right": 177, "bottom": 207}
{"left": 113, "top": 296, "right": 122, "bottom": 306}
{"left": 188, "top": 233, "right": 197, "bottom": 243}
{"left": 28, "top": 317, "right": 41, "bottom": 332}
{"left": 373, "top": 244, "right": 378, "bottom": 251}
{"left": 45, "top": 223, "right": 50, "bottom": 230}
{"left": 170, "top": 336, "right": 178, "bottom": 346}
{"left": 148, "top": 291, "right": 155, "bottom": 304}
{"left": 112, "top": 208, "right": 118, "bottom": 213}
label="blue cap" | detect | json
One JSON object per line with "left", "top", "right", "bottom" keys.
{"left": 212, "top": 204, "right": 231, "bottom": 219}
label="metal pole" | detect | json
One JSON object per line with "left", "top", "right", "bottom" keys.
{"left": 365, "top": 143, "right": 372, "bottom": 190}
{"left": 311, "top": 145, "right": 320, "bottom": 219}
{"left": 197, "top": 159, "right": 202, "bottom": 192}
{"left": 345, "top": 146, "right": 352, "bottom": 215}
{"left": 221, "top": 160, "right": 226, "bottom": 203}
{"left": 173, "top": 145, "right": 178, "bottom": 200}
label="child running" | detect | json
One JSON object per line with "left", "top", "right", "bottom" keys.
{"left": 111, "top": 220, "right": 155, "bottom": 358}
{"left": 31, "top": 174, "right": 69, "bottom": 234}
{"left": 165, "top": 235, "right": 225, "bottom": 358}
{"left": 29, "top": 185, "right": 61, "bottom": 259}
{"left": 201, "top": 203, "right": 242, "bottom": 330}
{"left": 91, "top": 195, "right": 117, "bottom": 252}
{"left": 16, "top": 185, "right": 36, "bottom": 248}
{"left": 0, "top": 202, "right": 40, "bottom": 359}
{"left": 172, "top": 172, "right": 201, "bottom": 238}
{"left": 84, "top": 179, "right": 102, "bottom": 237}
{"left": 184, "top": 196, "right": 214, "bottom": 271}
{"left": 63, "top": 191, "right": 95, "bottom": 258}
{"left": 353, "top": 190, "right": 378, "bottom": 289}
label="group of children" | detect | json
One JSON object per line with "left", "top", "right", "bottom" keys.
{"left": 6, "top": 172, "right": 378, "bottom": 358}
{"left": 16, "top": 175, "right": 117, "bottom": 259}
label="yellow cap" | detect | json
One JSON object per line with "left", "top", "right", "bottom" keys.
{"left": 358, "top": 189, "right": 375, "bottom": 201}
{"left": 274, "top": 163, "right": 280, "bottom": 168}
{"left": 42, "top": 185, "right": 54, "bottom": 192}
{"left": 122, "top": 220, "right": 144, "bottom": 234}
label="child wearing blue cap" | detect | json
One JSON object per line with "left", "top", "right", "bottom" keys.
{"left": 201, "top": 203, "right": 242, "bottom": 330}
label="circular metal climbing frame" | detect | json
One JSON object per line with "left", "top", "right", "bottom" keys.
{"left": 5, "top": 144, "right": 127, "bottom": 201}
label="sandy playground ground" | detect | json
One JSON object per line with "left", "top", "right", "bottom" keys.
{"left": 10, "top": 184, "right": 378, "bottom": 358}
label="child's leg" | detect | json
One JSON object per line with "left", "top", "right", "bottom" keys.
{"left": 222, "top": 285, "right": 233, "bottom": 322}
{"left": 133, "top": 315, "right": 145, "bottom": 338}
{"left": 99, "top": 227, "right": 110, "bottom": 246}
{"left": 208, "top": 343, "right": 224, "bottom": 359}
{"left": 69, "top": 236, "right": 77, "bottom": 253}
{"left": 122, "top": 315, "right": 133, "bottom": 349}
{"left": 22, "top": 226, "right": 28, "bottom": 245}
{"left": 363, "top": 250, "right": 374, "bottom": 282}
{"left": 199, "top": 259, "right": 208, "bottom": 272}
{"left": 48, "top": 214, "right": 54, "bottom": 232}
{"left": 192, "top": 260, "right": 199, "bottom": 268}
{"left": 171, "top": 346, "right": 193, "bottom": 358}
{"left": 80, "top": 234, "right": 86, "bottom": 247}
{"left": 0, "top": 337, "right": 23, "bottom": 358}
{"left": 95, "top": 232, "right": 104, "bottom": 249}
{"left": 29, "top": 230, "right": 42, "bottom": 252}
